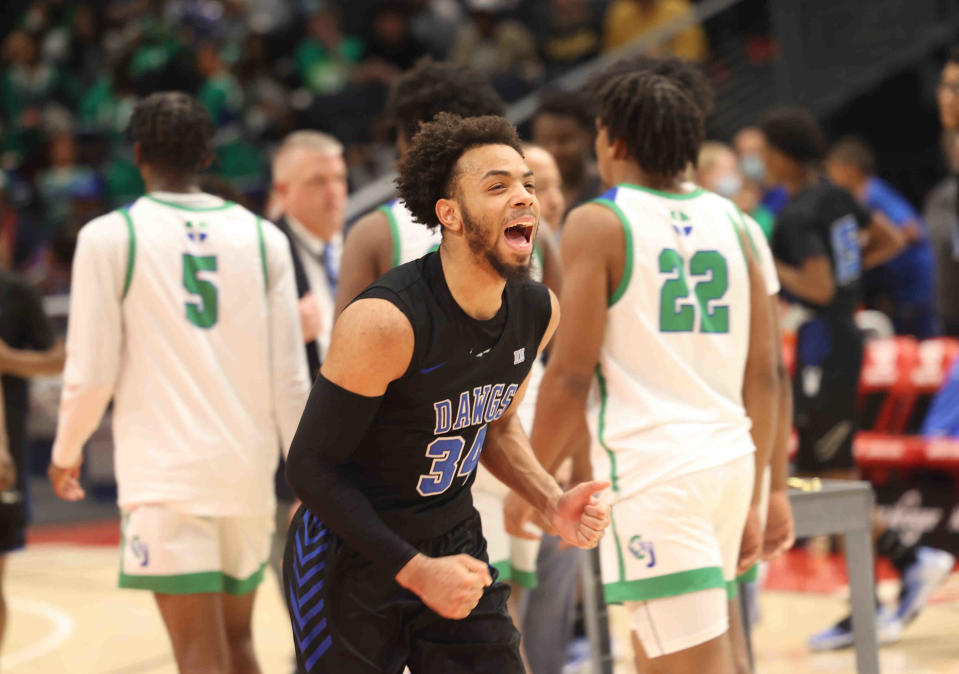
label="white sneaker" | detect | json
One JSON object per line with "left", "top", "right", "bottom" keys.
{"left": 896, "top": 546, "right": 955, "bottom": 626}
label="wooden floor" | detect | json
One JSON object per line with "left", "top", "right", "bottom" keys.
{"left": 3, "top": 542, "right": 958, "bottom": 673}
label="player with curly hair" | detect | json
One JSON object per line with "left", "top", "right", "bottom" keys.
{"left": 282, "top": 112, "right": 610, "bottom": 673}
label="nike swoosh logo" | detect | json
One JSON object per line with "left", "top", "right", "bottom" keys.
{"left": 420, "top": 362, "right": 447, "bottom": 374}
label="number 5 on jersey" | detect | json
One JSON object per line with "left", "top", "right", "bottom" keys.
{"left": 183, "top": 253, "right": 218, "bottom": 328}
{"left": 659, "top": 248, "right": 729, "bottom": 333}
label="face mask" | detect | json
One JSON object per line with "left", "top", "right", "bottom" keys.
{"left": 740, "top": 154, "right": 765, "bottom": 182}
{"left": 714, "top": 173, "right": 743, "bottom": 198}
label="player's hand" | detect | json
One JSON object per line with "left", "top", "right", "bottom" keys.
{"left": 48, "top": 460, "right": 85, "bottom": 501}
{"left": 395, "top": 553, "right": 492, "bottom": 620}
{"left": 298, "top": 293, "right": 322, "bottom": 343}
{"left": 549, "top": 480, "right": 611, "bottom": 550}
{"left": 504, "top": 489, "right": 553, "bottom": 541}
{"left": 737, "top": 504, "right": 762, "bottom": 575}
{"left": 762, "top": 490, "right": 795, "bottom": 560}
{"left": 0, "top": 448, "right": 16, "bottom": 491}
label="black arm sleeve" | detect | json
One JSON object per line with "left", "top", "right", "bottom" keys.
{"left": 285, "top": 373, "right": 420, "bottom": 577}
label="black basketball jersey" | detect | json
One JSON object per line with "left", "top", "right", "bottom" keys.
{"left": 347, "top": 251, "right": 551, "bottom": 541}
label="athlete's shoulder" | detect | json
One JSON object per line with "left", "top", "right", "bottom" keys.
{"left": 344, "top": 204, "right": 393, "bottom": 253}
{"left": 77, "top": 207, "right": 131, "bottom": 247}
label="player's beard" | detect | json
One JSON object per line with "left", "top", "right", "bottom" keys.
{"left": 461, "top": 204, "right": 531, "bottom": 282}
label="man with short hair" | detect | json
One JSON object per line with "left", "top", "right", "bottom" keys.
{"left": 334, "top": 59, "right": 507, "bottom": 316}
{"left": 825, "top": 136, "right": 938, "bottom": 338}
{"left": 283, "top": 112, "right": 611, "bottom": 673}
{"left": 531, "top": 89, "right": 603, "bottom": 215}
{"left": 271, "top": 130, "right": 349, "bottom": 369}
{"left": 49, "top": 92, "right": 310, "bottom": 673}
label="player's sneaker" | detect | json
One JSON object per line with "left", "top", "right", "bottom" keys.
{"left": 895, "top": 546, "right": 955, "bottom": 627}
{"left": 807, "top": 607, "right": 902, "bottom": 651}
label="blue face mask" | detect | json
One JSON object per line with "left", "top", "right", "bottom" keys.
{"left": 714, "top": 173, "right": 743, "bottom": 198}
{"left": 740, "top": 154, "right": 765, "bottom": 182}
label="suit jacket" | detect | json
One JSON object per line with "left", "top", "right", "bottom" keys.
{"left": 275, "top": 215, "right": 322, "bottom": 380}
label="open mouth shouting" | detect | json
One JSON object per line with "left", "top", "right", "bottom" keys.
{"left": 503, "top": 216, "right": 536, "bottom": 253}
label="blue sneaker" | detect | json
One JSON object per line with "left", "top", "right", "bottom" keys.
{"left": 807, "top": 607, "right": 902, "bottom": 651}
{"left": 895, "top": 546, "right": 955, "bottom": 627}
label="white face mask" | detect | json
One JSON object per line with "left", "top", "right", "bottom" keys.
{"left": 714, "top": 173, "right": 743, "bottom": 198}
{"left": 740, "top": 154, "right": 765, "bottom": 182}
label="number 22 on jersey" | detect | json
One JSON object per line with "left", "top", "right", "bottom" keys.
{"left": 658, "top": 248, "right": 729, "bottom": 333}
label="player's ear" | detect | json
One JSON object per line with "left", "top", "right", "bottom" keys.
{"left": 435, "top": 198, "right": 462, "bottom": 233}
{"left": 612, "top": 138, "right": 629, "bottom": 160}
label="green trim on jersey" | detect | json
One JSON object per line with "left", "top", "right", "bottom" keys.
{"left": 620, "top": 183, "right": 706, "bottom": 201}
{"left": 255, "top": 215, "right": 268, "bottom": 291}
{"left": 596, "top": 365, "right": 626, "bottom": 584}
{"left": 725, "top": 211, "right": 750, "bottom": 268}
{"left": 119, "top": 562, "right": 266, "bottom": 596}
{"left": 604, "top": 566, "right": 725, "bottom": 603}
{"left": 378, "top": 204, "right": 402, "bottom": 268}
{"left": 593, "top": 198, "right": 633, "bottom": 307}
{"left": 492, "top": 560, "right": 538, "bottom": 589}
{"left": 734, "top": 207, "right": 760, "bottom": 260}
{"left": 120, "top": 207, "right": 135, "bottom": 300}
{"left": 145, "top": 195, "right": 237, "bottom": 212}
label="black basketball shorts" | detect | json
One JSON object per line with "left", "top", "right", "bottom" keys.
{"left": 792, "top": 316, "right": 864, "bottom": 474}
{"left": 283, "top": 506, "right": 523, "bottom": 674}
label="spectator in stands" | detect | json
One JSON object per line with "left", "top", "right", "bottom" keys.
{"left": 733, "top": 125, "right": 788, "bottom": 216}
{"left": 295, "top": 6, "right": 364, "bottom": 97}
{"left": 533, "top": 0, "right": 601, "bottom": 79}
{"left": 1, "top": 29, "right": 79, "bottom": 168}
{"left": 698, "top": 141, "right": 775, "bottom": 239}
{"left": 449, "top": 0, "right": 542, "bottom": 100}
{"left": 196, "top": 41, "right": 244, "bottom": 129}
{"left": 37, "top": 131, "right": 98, "bottom": 243}
{"left": 601, "top": 0, "right": 707, "bottom": 61}
{"left": 924, "top": 131, "right": 959, "bottom": 336}
{"left": 407, "top": 0, "right": 462, "bottom": 59}
{"left": 531, "top": 89, "right": 602, "bottom": 217}
{"left": 825, "top": 137, "right": 939, "bottom": 339}
{"left": 762, "top": 106, "right": 951, "bottom": 652}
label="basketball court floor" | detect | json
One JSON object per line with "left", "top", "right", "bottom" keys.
{"left": 3, "top": 525, "right": 958, "bottom": 673}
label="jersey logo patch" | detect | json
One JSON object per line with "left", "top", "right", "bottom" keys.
{"left": 670, "top": 210, "right": 693, "bottom": 236}
{"left": 514, "top": 348, "right": 525, "bottom": 365}
{"left": 185, "top": 220, "right": 208, "bottom": 242}
{"left": 130, "top": 535, "right": 150, "bottom": 567}
{"left": 628, "top": 535, "right": 656, "bottom": 568}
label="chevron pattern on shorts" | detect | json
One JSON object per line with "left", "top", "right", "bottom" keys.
{"left": 288, "top": 509, "right": 332, "bottom": 671}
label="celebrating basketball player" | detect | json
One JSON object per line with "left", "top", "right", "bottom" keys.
{"left": 283, "top": 112, "right": 610, "bottom": 673}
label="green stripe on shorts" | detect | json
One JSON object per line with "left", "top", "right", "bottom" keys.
{"left": 736, "top": 563, "right": 759, "bottom": 585}
{"left": 119, "top": 562, "right": 266, "bottom": 596}
{"left": 725, "top": 579, "right": 738, "bottom": 600}
{"left": 604, "top": 566, "right": 725, "bottom": 603}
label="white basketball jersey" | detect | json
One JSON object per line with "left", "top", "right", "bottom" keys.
{"left": 589, "top": 184, "right": 757, "bottom": 499}
{"left": 58, "top": 192, "right": 310, "bottom": 515}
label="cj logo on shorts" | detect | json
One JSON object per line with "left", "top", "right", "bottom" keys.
{"left": 628, "top": 535, "right": 656, "bottom": 568}
{"left": 130, "top": 535, "right": 150, "bottom": 567}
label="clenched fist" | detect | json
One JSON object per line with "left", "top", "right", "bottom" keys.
{"left": 395, "top": 553, "right": 492, "bottom": 620}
